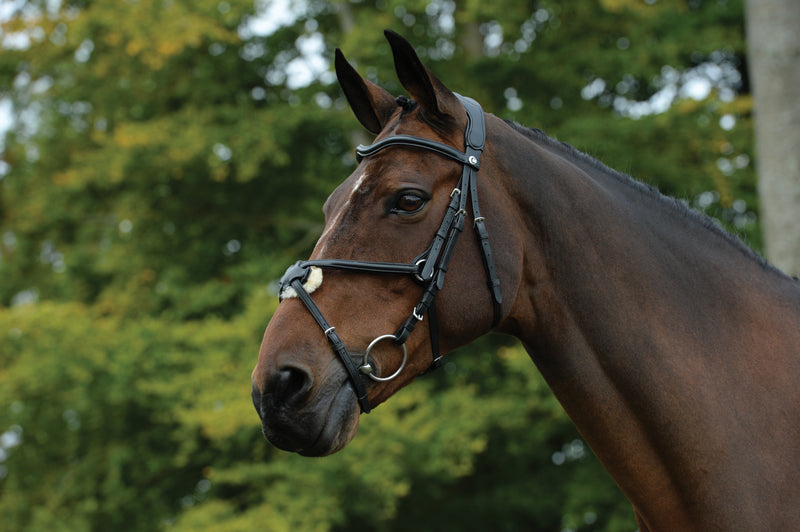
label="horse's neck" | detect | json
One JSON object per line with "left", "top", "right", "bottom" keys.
{"left": 505, "top": 129, "right": 799, "bottom": 359}
{"left": 497, "top": 124, "right": 800, "bottom": 528}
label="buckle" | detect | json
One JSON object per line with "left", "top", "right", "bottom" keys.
{"left": 278, "top": 261, "right": 310, "bottom": 299}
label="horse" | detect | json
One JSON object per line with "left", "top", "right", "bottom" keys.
{"left": 251, "top": 30, "right": 800, "bottom": 530}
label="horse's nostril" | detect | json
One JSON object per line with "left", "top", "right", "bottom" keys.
{"left": 274, "top": 365, "right": 313, "bottom": 406}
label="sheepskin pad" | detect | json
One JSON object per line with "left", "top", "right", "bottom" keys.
{"left": 280, "top": 266, "right": 323, "bottom": 300}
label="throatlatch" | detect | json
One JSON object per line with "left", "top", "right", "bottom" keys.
{"left": 278, "top": 94, "right": 502, "bottom": 414}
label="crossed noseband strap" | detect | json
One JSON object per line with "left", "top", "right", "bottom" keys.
{"left": 278, "top": 94, "right": 502, "bottom": 414}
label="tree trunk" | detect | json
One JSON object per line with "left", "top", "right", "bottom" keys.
{"left": 746, "top": 0, "right": 800, "bottom": 276}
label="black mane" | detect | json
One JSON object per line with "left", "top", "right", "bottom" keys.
{"left": 396, "top": 95, "right": 418, "bottom": 113}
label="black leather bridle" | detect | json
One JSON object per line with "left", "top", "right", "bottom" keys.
{"left": 278, "top": 94, "right": 502, "bottom": 413}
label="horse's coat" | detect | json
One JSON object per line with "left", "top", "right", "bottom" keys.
{"left": 252, "top": 31, "right": 800, "bottom": 530}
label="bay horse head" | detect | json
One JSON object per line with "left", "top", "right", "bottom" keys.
{"left": 251, "top": 30, "right": 517, "bottom": 456}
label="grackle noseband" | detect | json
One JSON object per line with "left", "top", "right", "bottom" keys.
{"left": 277, "top": 95, "right": 502, "bottom": 414}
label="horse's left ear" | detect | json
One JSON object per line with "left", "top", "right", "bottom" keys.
{"left": 384, "top": 30, "right": 462, "bottom": 127}
{"left": 335, "top": 48, "right": 397, "bottom": 134}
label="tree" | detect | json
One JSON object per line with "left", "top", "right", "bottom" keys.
{"left": 746, "top": 0, "right": 800, "bottom": 276}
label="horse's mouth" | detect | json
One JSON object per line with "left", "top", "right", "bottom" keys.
{"left": 263, "top": 380, "right": 361, "bottom": 457}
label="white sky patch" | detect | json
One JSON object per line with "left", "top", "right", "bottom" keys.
{"left": 0, "top": 99, "right": 12, "bottom": 150}
{"left": 285, "top": 32, "right": 328, "bottom": 89}
{"left": 584, "top": 59, "right": 741, "bottom": 119}
{"left": 240, "top": 2, "right": 331, "bottom": 89}
{"left": 614, "top": 84, "right": 677, "bottom": 118}
{"left": 581, "top": 78, "right": 606, "bottom": 100}
{"left": 244, "top": 0, "right": 298, "bottom": 38}
{"left": 0, "top": 1, "right": 19, "bottom": 20}
{"left": 0, "top": 0, "right": 59, "bottom": 50}
{"left": 680, "top": 75, "right": 712, "bottom": 101}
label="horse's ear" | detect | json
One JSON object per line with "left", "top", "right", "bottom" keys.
{"left": 335, "top": 48, "right": 397, "bottom": 134}
{"left": 384, "top": 30, "right": 461, "bottom": 126}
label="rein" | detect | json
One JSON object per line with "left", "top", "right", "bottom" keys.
{"left": 278, "top": 95, "right": 502, "bottom": 413}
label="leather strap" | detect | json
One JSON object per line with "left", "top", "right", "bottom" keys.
{"left": 300, "top": 259, "right": 419, "bottom": 276}
{"left": 356, "top": 135, "right": 477, "bottom": 168}
{"left": 276, "top": 94, "right": 501, "bottom": 413}
{"left": 288, "top": 277, "right": 372, "bottom": 413}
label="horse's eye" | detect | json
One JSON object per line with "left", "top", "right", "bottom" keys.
{"left": 393, "top": 193, "right": 426, "bottom": 214}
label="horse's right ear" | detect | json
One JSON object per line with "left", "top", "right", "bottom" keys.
{"left": 335, "top": 48, "right": 397, "bottom": 134}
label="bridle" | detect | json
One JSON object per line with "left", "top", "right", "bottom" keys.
{"left": 277, "top": 94, "right": 502, "bottom": 413}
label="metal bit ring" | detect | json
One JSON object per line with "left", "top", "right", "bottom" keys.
{"left": 359, "top": 334, "right": 408, "bottom": 382}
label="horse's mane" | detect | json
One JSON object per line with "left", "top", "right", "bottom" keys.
{"left": 503, "top": 120, "right": 790, "bottom": 279}
{"left": 396, "top": 95, "right": 417, "bottom": 113}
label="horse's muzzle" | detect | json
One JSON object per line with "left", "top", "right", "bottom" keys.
{"left": 251, "top": 383, "right": 262, "bottom": 420}
{"left": 251, "top": 365, "right": 361, "bottom": 456}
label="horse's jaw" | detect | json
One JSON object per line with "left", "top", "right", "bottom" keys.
{"left": 259, "top": 380, "right": 361, "bottom": 457}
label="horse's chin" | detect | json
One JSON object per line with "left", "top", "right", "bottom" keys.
{"left": 263, "top": 381, "right": 361, "bottom": 457}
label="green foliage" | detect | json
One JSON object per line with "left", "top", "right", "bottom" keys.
{"left": 1, "top": 0, "right": 751, "bottom": 530}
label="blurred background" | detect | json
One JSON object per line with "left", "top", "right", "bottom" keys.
{"left": 0, "top": 0, "right": 791, "bottom": 530}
